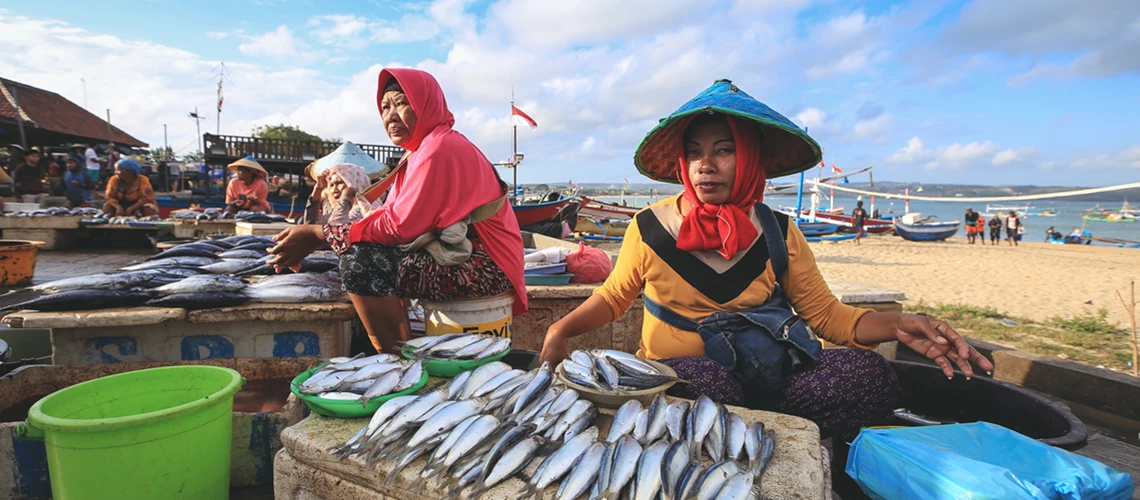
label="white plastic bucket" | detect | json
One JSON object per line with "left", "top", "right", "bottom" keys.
{"left": 421, "top": 293, "right": 514, "bottom": 338}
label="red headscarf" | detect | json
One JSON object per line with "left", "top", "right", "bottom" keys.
{"left": 675, "top": 115, "right": 766, "bottom": 260}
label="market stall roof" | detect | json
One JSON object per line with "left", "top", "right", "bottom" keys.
{"left": 0, "top": 77, "right": 148, "bottom": 148}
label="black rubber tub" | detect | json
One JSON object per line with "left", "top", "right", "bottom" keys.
{"left": 890, "top": 360, "right": 1087, "bottom": 450}
{"left": 503, "top": 349, "right": 540, "bottom": 371}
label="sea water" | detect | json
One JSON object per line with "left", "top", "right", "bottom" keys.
{"left": 596, "top": 194, "right": 1140, "bottom": 246}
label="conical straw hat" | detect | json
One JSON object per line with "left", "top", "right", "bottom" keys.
{"left": 228, "top": 155, "right": 268, "bottom": 176}
{"left": 312, "top": 141, "right": 388, "bottom": 180}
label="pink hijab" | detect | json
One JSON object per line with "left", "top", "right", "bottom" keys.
{"left": 348, "top": 68, "right": 527, "bottom": 314}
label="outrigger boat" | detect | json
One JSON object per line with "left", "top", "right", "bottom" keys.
{"left": 577, "top": 196, "right": 639, "bottom": 220}
{"left": 893, "top": 213, "right": 960, "bottom": 242}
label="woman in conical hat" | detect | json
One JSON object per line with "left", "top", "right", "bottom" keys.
{"left": 540, "top": 80, "right": 991, "bottom": 442}
{"left": 267, "top": 68, "right": 526, "bottom": 353}
{"left": 225, "top": 155, "right": 272, "bottom": 213}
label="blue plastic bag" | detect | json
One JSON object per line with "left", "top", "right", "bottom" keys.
{"left": 846, "top": 422, "right": 1134, "bottom": 499}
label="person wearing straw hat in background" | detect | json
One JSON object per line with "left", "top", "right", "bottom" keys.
{"left": 539, "top": 79, "right": 993, "bottom": 447}
{"left": 102, "top": 158, "right": 158, "bottom": 217}
{"left": 225, "top": 155, "right": 272, "bottom": 213}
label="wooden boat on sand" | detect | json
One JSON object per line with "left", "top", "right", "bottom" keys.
{"left": 893, "top": 215, "right": 960, "bottom": 242}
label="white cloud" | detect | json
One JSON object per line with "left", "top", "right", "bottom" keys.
{"left": 487, "top": 0, "right": 695, "bottom": 48}
{"left": 307, "top": 13, "right": 439, "bottom": 49}
{"left": 238, "top": 25, "right": 307, "bottom": 58}
{"left": 1121, "top": 146, "right": 1140, "bottom": 168}
{"left": 206, "top": 31, "right": 229, "bottom": 39}
{"left": 992, "top": 146, "right": 1039, "bottom": 166}
{"left": 888, "top": 137, "right": 932, "bottom": 164}
{"left": 794, "top": 108, "right": 825, "bottom": 129}
{"left": 851, "top": 113, "right": 893, "bottom": 142}
{"left": 802, "top": 11, "right": 891, "bottom": 79}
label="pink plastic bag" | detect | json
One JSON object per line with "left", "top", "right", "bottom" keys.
{"left": 565, "top": 241, "right": 613, "bottom": 283}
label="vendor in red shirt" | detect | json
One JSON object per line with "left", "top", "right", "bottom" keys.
{"left": 225, "top": 156, "right": 272, "bottom": 213}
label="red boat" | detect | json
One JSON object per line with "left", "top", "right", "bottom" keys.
{"left": 512, "top": 197, "right": 578, "bottom": 226}
{"left": 578, "top": 196, "right": 640, "bottom": 220}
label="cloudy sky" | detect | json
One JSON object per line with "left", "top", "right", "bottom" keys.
{"left": 2, "top": 0, "right": 1138, "bottom": 186}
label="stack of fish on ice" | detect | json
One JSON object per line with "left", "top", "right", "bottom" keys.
{"left": 2, "top": 235, "right": 345, "bottom": 312}
{"left": 331, "top": 356, "right": 775, "bottom": 500}
{"left": 298, "top": 354, "right": 426, "bottom": 408}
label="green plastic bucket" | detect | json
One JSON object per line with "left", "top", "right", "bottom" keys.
{"left": 20, "top": 366, "right": 245, "bottom": 499}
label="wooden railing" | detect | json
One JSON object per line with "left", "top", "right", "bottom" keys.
{"left": 203, "top": 134, "right": 403, "bottom": 167}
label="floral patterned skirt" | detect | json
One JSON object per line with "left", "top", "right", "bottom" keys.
{"left": 339, "top": 232, "right": 513, "bottom": 301}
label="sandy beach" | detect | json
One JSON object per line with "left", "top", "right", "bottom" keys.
{"left": 809, "top": 237, "right": 1140, "bottom": 327}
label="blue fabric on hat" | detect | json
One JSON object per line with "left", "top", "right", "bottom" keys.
{"left": 116, "top": 159, "right": 141, "bottom": 174}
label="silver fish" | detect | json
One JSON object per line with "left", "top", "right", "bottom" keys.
{"left": 569, "top": 350, "right": 595, "bottom": 368}
{"left": 452, "top": 337, "right": 496, "bottom": 359}
{"left": 694, "top": 461, "right": 741, "bottom": 500}
{"left": 379, "top": 390, "right": 448, "bottom": 438}
{"left": 592, "top": 349, "right": 662, "bottom": 377}
{"left": 332, "top": 353, "right": 400, "bottom": 370}
{"left": 478, "top": 435, "right": 545, "bottom": 495}
{"left": 643, "top": 394, "right": 669, "bottom": 445}
{"left": 562, "top": 408, "right": 596, "bottom": 442}
{"left": 555, "top": 441, "right": 606, "bottom": 500}
{"left": 509, "top": 361, "right": 552, "bottom": 416}
{"left": 517, "top": 386, "right": 562, "bottom": 424}
{"left": 404, "top": 333, "right": 464, "bottom": 351}
{"left": 316, "top": 391, "right": 359, "bottom": 400}
{"left": 561, "top": 359, "right": 597, "bottom": 381}
{"left": 539, "top": 388, "right": 579, "bottom": 421}
{"left": 675, "top": 462, "right": 701, "bottom": 500}
{"left": 725, "top": 413, "right": 746, "bottom": 463}
{"left": 607, "top": 399, "right": 644, "bottom": 442}
{"left": 594, "top": 356, "right": 622, "bottom": 391}
{"left": 242, "top": 284, "right": 344, "bottom": 303}
{"left": 427, "top": 414, "right": 481, "bottom": 469}
{"left": 661, "top": 440, "right": 691, "bottom": 500}
{"left": 524, "top": 426, "right": 599, "bottom": 499}
{"left": 705, "top": 405, "right": 726, "bottom": 462}
{"left": 634, "top": 440, "right": 669, "bottom": 500}
{"left": 200, "top": 258, "right": 261, "bottom": 274}
{"left": 28, "top": 271, "right": 160, "bottom": 292}
{"left": 601, "top": 434, "right": 642, "bottom": 500}
{"left": 713, "top": 472, "right": 753, "bottom": 500}
{"left": 548, "top": 399, "right": 594, "bottom": 442}
{"left": 416, "top": 401, "right": 458, "bottom": 424}
{"left": 458, "top": 361, "right": 512, "bottom": 400}
{"left": 477, "top": 423, "right": 533, "bottom": 487}
{"left": 299, "top": 371, "right": 351, "bottom": 394}
{"left": 343, "top": 362, "right": 405, "bottom": 383}
{"left": 122, "top": 256, "right": 217, "bottom": 271}
{"left": 564, "top": 370, "right": 606, "bottom": 393}
{"left": 690, "top": 395, "right": 719, "bottom": 462}
{"left": 446, "top": 370, "right": 473, "bottom": 400}
{"left": 442, "top": 415, "right": 503, "bottom": 471}
{"left": 744, "top": 422, "right": 764, "bottom": 474}
{"left": 420, "top": 334, "right": 485, "bottom": 357}
{"left": 470, "top": 369, "right": 527, "bottom": 399}
{"left": 593, "top": 440, "right": 615, "bottom": 500}
{"left": 489, "top": 371, "right": 534, "bottom": 402}
{"left": 365, "top": 395, "right": 417, "bottom": 437}
{"left": 245, "top": 272, "right": 340, "bottom": 289}
{"left": 754, "top": 430, "right": 776, "bottom": 480}
{"left": 475, "top": 337, "right": 512, "bottom": 359}
{"left": 394, "top": 360, "right": 425, "bottom": 392}
{"left": 666, "top": 401, "right": 690, "bottom": 443}
{"left": 358, "top": 370, "right": 401, "bottom": 408}
{"left": 408, "top": 399, "right": 483, "bottom": 448}
{"left": 632, "top": 409, "right": 649, "bottom": 442}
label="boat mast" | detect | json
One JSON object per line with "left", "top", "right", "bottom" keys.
{"left": 512, "top": 88, "right": 518, "bottom": 201}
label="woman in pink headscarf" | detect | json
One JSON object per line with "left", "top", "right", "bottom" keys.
{"left": 269, "top": 69, "right": 527, "bottom": 353}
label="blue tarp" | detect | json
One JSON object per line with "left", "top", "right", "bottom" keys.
{"left": 847, "top": 422, "right": 1133, "bottom": 500}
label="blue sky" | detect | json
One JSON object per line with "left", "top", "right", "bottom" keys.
{"left": 2, "top": 0, "right": 1138, "bottom": 186}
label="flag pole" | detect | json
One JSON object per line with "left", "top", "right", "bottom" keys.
{"left": 512, "top": 88, "right": 518, "bottom": 202}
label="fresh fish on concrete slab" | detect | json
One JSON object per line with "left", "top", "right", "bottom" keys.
{"left": 147, "top": 246, "right": 220, "bottom": 260}
{"left": 607, "top": 399, "right": 643, "bottom": 443}
{"left": 508, "top": 361, "right": 552, "bottom": 416}
{"left": 675, "top": 462, "right": 701, "bottom": 500}
{"left": 144, "top": 292, "right": 249, "bottom": 310}
{"left": 378, "top": 390, "right": 448, "bottom": 438}
{"left": 408, "top": 399, "right": 484, "bottom": 448}
{"left": 633, "top": 440, "right": 669, "bottom": 500}
{"left": 689, "top": 395, "right": 719, "bottom": 462}
{"left": 473, "top": 435, "right": 545, "bottom": 498}
{"left": 643, "top": 394, "right": 669, "bottom": 445}
{"left": 666, "top": 401, "right": 690, "bottom": 443}
{"left": 594, "top": 439, "right": 615, "bottom": 500}
{"left": 705, "top": 404, "right": 726, "bottom": 462}
{"left": 477, "top": 423, "right": 534, "bottom": 488}
{"left": 538, "top": 388, "right": 579, "bottom": 421}
{"left": 469, "top": 369, "right": 526, "bottom": 400}
{"left": 242, "top": 284, "right": 345, "bottom": 303}
{"left": 661, "top": 440, "right": 691, "bottom": 500}
{"left": 562, "top": 408, "right": 595, "bottom": 442}
{"left": 218, "top": 249, "right": 267, "bottom": 259}
{"left": 694, "top": 461, "right": 741, "bottom": 500}
{"left": 521, "top": 427, "right": 598, "bottom": 499}
{"left": 546, "top": 399, "right": 593, "bottom": 442}
{"left": 28, "top": 271, "right": 162, "bottom": 292}
{"left": 3, "top": 289, "right": 156, "bottom": 312}
{"left": 725, "top": 413, "right": 747, "bottom": 463}
{"left": 200, "top": 259, "right": 262, "bottom": 274}
{"left": 712, "top": 472, "right": 753, "bottom": 500}
{"left": 232, "top": 263, "right": 278, "bottom": 277}
{"left": 122, "top": 256, "right": 217, "bottom": 271}
{"left": 632, "top": 409, "right": 649, "bottom": 443}
{"left": 154, "top": 274, "right": 247, "bottom": 294}
{"left": 446, "top": 370, "right": 473, "bottom": 400}
{"left": 300, "top": 257, "right": 339, "bottom": 273}
{"left": 415, "top": 401, "right": 458, "bottom": 425}
{"left": 553, "top": 441, "right": 605, "bottom": 500}
{"left": 442, "top": 415, "right": 504, "bottom": 474}
{"left": 600, "top": 434, "right": 642, "bottom": 500}
{"left": 457, "top": 361, "right": 512, "bottom": 400}
{"left": 745, "top": 422, "right": 764, "bottom": 474}
{"left": 753, "top": 430, "right": 775, "bottom": 481}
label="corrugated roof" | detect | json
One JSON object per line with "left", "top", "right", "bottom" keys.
{"left": 0, "top": 77, "right": 148, "bottom": 147}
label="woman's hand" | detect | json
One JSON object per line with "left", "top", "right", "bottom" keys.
{"left": 893, "top": 314, "right": 994, "bottom": 379}
{"left": 267, "top": 224, "right": 326, "bottom": 272}
{"left": 539, "top": 328, "right": 570, "bottom": 365}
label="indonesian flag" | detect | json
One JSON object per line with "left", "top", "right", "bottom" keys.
{"left": 511, "top": 105, "right": 537, "bottom": 129}
{"left": 831, "top": 164, "right": 842, "bottom": 174}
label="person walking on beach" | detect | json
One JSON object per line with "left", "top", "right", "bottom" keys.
{"left": 964, "top": 207, "right": 982, "bottom": 245}
{"left": 851, "top": 200, "right": 868, "bottom": 245}
{"left": 1005, "top": 210, "right": 1022, "bottom": 247}
{"left": 988, "top": 213, "right": 1002, "bottom": 245}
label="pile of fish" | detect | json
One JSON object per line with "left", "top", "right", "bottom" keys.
{"left": 298, "top": 354, "right": 426, "bottom": 408}
{"left": 331, "top": 361, "right": 775, "bottom": 500}
{"left": 82, "top": 214, "right": 163, "bottom": 226}
{"left": 403, "top": 333, "right": 512, "bottom": 361}
{"left": 561, "top": 349, "right": 684, "bottom": 393}
{"left": 2, "top": 236, "right": 345, "bottom": 312}
{"left": 4, "top": 207, "right": 101, "bottom": 217}
{"left": 168, "top": 209, "right": 289, "bottom": 223}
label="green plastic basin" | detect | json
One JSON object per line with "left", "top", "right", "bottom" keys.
{"left": 289, "top": 364, "right": 429, "bottom": 418}
{"left": 23, "top": 365, "right": 244, "bottom": 499}
{"left": 401, "top": 344, "right": 511, "bottom": 377}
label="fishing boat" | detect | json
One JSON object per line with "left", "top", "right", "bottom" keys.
{"left": 512, "top": 196, "right": 578, "bottom": 226}
{"left": 574, "top": 217, "right": 629, "bottom": 237}
{"left": 798, "top": 222, "right": 840, "bottom": 237}
{"left": 782, "top": 207, "right": 894, "bottom": 233}
{"left": 577, "top": 196, "right": 640, "bottom": 220}
{"left": 893, "top": 214, "right": 960, "bottom": 242}
{"left": 805, "top": 233, "right": 857, "bottom": 243}
{"left": 986, "top": 203, "right": 1031, "bottom": 213}
{"left": 1082, "top": 211, "right": 1135, "bottom": 223}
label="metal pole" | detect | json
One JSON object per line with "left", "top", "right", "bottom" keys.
{"left": 105, "top": 109, "right": 113, "bottom": 144}
{"left": 80, "top": 78, "right": 87, "bottom": 109}
{"left": 12, "top": 88, "right": 27, "bottom": 148}
{"left": 795, "top": 172, "right": 805, "bottom": 224}
{"left": 511, "top": 91, "right": 518, "bottom": 202}
{"left": 869, "top": 168, "right": 875, "bottom": 216}
{"left": 163, "top": 124, "right": 169, "bottom": 191}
